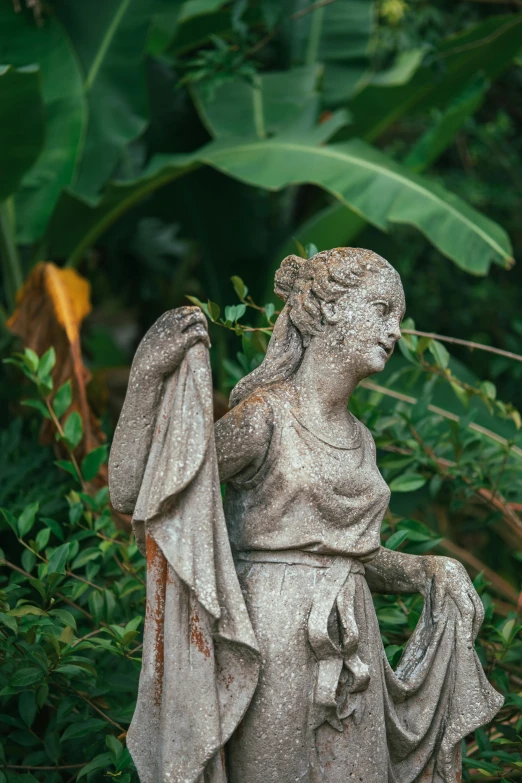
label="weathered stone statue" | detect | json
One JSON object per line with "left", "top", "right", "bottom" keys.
{"left": 109, "top": 248, "right": 502, "bottom": 783}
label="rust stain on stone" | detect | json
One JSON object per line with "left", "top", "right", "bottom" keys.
{"left": 222, "top": 673, "right": 235, "bottom": 690}
{"left": 190, "top": 608, "right": 211, "bottom": 658}
{"left": 146, "top": 533, "right": 167, "bottom": 706}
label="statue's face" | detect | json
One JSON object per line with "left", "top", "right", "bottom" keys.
{"left": 323, "top": 267, "right": 406, "bottom": 378}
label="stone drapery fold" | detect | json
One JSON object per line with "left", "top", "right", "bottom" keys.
{"left": 233, "top": 550, "right": 503, "bottom": 783}
{"left": 128, "top": 342, "right": 260, "bottom": 783}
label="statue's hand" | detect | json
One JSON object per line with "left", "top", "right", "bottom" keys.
{"left": 134, "top": 306, "right": 210, "bottom": 379}
{"left": 424, "top": 556, "right": 484, "bottom": 642}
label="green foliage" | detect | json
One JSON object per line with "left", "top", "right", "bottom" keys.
{"left": 52, "top": 0, "right": 154, "bottom": 199}
{"left": 45, "top": 121, "right": 513, "bottom": 274}
{"left": 0, "top": 0, "right": 519, "bottom": 277}
{"left": 0, "top": 5, "right": 85, "bottom": 242}
{"left": 1, "top": 351, "right": 143, "bottom": 781}
{"left": 0, "top": 65, "right": 45, "bottom": 204}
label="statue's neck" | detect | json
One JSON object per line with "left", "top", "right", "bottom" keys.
{"left": 291, "top": 341, "right": 360, "bottom": 423}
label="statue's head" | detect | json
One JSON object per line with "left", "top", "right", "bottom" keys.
{"left": 229, "top": 248, "right": 405, "bottom": 407}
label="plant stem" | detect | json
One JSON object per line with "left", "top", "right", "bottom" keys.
{"left": 402, "top": 329, "right": 522, "bottom": 363}
{"left": 0, "top": 558, "right": 94, "bottom": 619}
{"left": 44, "top": 396, "right": 85, "bottom": 489}
{"left": 70, "top": 686, "right": 126, "bottom": 732}
{"left": 361, "top": 379, "right": 522, "bottom": 459}
{"left": 305, "top": 3, "right": 325, "bottom": 65}
{"left": 0, "top": 199, "right": 23, "bottom": 311}
{"left": 3, "top": 764, "right": 87, "bottom": 771}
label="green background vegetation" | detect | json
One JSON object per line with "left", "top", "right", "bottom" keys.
{"left": 0, "top": 0, "right": 521, "bottom": 780}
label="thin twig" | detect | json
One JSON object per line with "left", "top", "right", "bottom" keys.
{"left": 3, "top": 764, "right": 86, "bottom": 770}
{"left": 65, "top": 569, "right": 103, "bottom": 592}
{"left": 402, "top": 329, "right": 522, "bottom": 363}
{"left": 1, "top": 558, "right": 95, "bottom": 620}
{"left": 248, "top": 0, "right": 336, "bottom": 56}
{"left": 466, "top": 0, "right": 522, "bottom": 5}
{"left": 71, "top": 628, "right": 106, "bottom": 647}
{"left": 112, "top": 552, "right": 145, "bottom": 586}
{"left": 291, "top": 0, "right": 336, "bottom": 21}
{"left": 70, "top": 687, "right": 125, "bottom": 732}
{"left": 44, "top": 397, "right": 86, "bottom": 490}
{"left": 360, "top": 380, "right": 522, "bottom": 458}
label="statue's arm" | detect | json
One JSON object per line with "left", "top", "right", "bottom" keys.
{"left": 361, "top": 421, "right": 483, "bottom": 636}
{"left": 365, "top": 546, "right": 484, "bottom": 638}
{"left": 364, "top": 547, "right": 429, "bottom": 595}
{"left": 109, "top": 307, "right": 209, "bottom": 514}
{"left": 214, "top": 394, "right": 274, "bottom": 483}
{"left": 109, "top": 363, "right": 161, "bottom": 514}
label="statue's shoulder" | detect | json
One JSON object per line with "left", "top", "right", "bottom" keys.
{"left": 227, "top": 382, "right": 294, "bottom": 423}
{"left": 215, "top": 386, "right": 276, "bottom": 447}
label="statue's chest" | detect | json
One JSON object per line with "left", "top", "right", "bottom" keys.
{"left": 279, "top": 417, "right": 389, "bottom": 507}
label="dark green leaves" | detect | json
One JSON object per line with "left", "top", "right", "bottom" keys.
{"left": 18, "top": 690, "right": 37, "bottom": 727}
{"left": 348, "top": 14, "right": 522, "bottom": 142}
{"left": 290, "top": 0, "right": 374, "bottom": 105}
{"left": 47, "top": 131, "right": 513, "bottom": 274}
{"left": 81, "top": 445, "right": 108, "bottom": 482}
{"left": 17, "top": 502, "right": 39, "bottom": 538}
{"left": 0, "top": 65, "right": 45, "bottom": 202}
{"left": 62, "top": 411, "right": 83, "bottom": 450}
{"left": 47, "top": 543, "right": 70, "bottom": 575}
{"left": 192, "top": 65, "right": 322, "bottom": 139}
{"left": 61, "top": 718, "right": 107, "bottom": 741}
{"left": 53, "top": 0, "right": 154, "bottom": 198}
{"left": 53, "top": 381, "right": 73, "bottom": 419}
{"left": 0, "top": 7, "right": 85, "bottom": 241}
{"left": 10, "top": 668, "right": 43, "bottom": 688}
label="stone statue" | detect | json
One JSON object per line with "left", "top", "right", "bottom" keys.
{"left": 109, "top": 248, "right": 502, "bottom": 783}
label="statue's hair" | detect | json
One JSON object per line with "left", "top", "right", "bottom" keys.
{"left": 229, "top": 247, "right": 394, "bottom": 407}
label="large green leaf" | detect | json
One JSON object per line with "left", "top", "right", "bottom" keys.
{"left": 404, "top": 75, "right": 488, "bottom": 173}
{"left": 53, "top": 0, "right": 154, "bottom": 199}
{"left": 0, "top": 9, "right": 85, "bottom": 242}
{"left": 272, "top": 75, "right": 490, "bottom": 275}
{"left": 273, "top": 72, "right": 497, "bottom": 280}
{"left": 204, "top": 137, "right": 513, "bottom": 274}
{"left": 347, "top": 14, "right": 522, "bottom": 141}
{"left": 0, "top": 65, "right": 45, "bottom": 202}
{"left": 47, "top": 124, "right": 512, "bottom": 274}
{"left": 192, "top": 65, "right": 322, "bottom": 139}
{"left": 148, "top": 0, "right": 228, "bottom": 55}
{"left": 290, "top": 0, "right": 374, "bottom": 105}
{"left": 277, "top": 201, "right": 366, "bottom": 265}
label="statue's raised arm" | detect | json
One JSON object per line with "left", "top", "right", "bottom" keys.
{"left": 109, "top": 306, "right": 210, "bottom": 517}
{"left": 110, "top": 248, "right": 502, "bottom": 783}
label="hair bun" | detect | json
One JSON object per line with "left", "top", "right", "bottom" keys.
{"left": 274, "top": 254, "right": 305, "bottom": 302}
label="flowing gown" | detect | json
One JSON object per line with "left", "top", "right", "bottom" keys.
{"left": 126, "top": 350, "right": 502, "bottom": 783}
{"left": 221, "top": 385, "right": 503, "bottom": 783}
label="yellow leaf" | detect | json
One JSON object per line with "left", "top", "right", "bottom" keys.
{"left": 43, "top": 264, "right": 91, "bottom": 343}
{"left": 7, "top": 262, "right": 104, "bottom": 460}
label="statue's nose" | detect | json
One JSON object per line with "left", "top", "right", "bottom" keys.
{"left": 388, "top": 322, "right": 402, "bottom": 342}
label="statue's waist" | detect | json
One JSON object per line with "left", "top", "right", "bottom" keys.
{"left": 235, "top": 548, "right": 372, "bottom": 718}
{"left": 235, "top": 548, "right": 368, "bottom": 573}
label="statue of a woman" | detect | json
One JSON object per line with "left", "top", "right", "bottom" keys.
{"left": 110, "top": 248, "right": 502, "bottom": 783}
